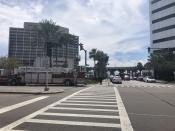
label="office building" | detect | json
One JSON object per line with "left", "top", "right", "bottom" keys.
{"left": 149, "top": 0, "right": 175, "bottom": 52}
{"left": 8, "top": 22, "right": 79, "bottom": 68}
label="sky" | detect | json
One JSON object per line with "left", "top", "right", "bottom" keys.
{"left": 0, "top": 0, "right": 150, "bottom": 67}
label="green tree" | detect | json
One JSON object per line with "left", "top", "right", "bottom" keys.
{"left": 148, "top": 51, "right": 175, "bottom": 81}
{"left": 89, "top": 48, "right": 97, "bottom": 67}
{"left": 38, "top": 19, "right": 63, "bottom": 67}
{"left": 94, "top": 50, "right": 109, "bottom": 79}
{"left": 0, "top": 57, "right": 19, "bottom": 70}
{"left": 136, "top": 62, "right": 144, "bottom": 75}
{"left": 59, "top": 34, "right": 73, "bottom": 67}
{"left": 144, "top": 62, "right": 152, "bottom": 70}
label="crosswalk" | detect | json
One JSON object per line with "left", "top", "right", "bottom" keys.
{"left": 0, "top": 86, "right": 134, "bottom": 131}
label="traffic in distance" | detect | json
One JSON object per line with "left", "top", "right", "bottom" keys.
{"left": 110, "top": 74, "right": 157, "bottom": 84}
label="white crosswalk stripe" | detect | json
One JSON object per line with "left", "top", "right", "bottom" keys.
{"left": 0, "top": 85, "right": 134, "bottom": 131}
{"left": 50, "top": 106, "right": 119, "bottom": 112}
{"left": 0, "top": 96, "right": 49, "bottom": 114}
{"left": 40, "top": 112, "right": 120, "bottom": 119}
{"left": 64, "top": 100, "right": 117, "bottom": 104}
{"left": 71, "top": 96, "right": 116, "bottom": 99}
{"left": 59, "top": 103, "right": 118, "bottom": 107}
{"left": 68, "top": 97, "right": 116, "bottom": 101}
{"left": 26, "top": 119, "right": 121, "bottom": 128}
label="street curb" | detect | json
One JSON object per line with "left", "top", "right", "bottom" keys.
{"left": 0, "top": 90, "right": 64, "bottom": 95}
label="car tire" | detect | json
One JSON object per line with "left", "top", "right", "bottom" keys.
{"left": 10, "top": 79, "right": 17, "bottom": 86}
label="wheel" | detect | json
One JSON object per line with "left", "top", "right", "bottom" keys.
{"left": 64, "top": 80, "right": 72, "bottom": 86}
{"left": 10, "top": 79, "right": 17, "bottom": 86}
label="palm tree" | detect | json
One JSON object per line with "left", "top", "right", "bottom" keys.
{"left": 59, "top": 34, "right": 71, "bottom": 68}
{"left": 137, "top": 62, "right": 144, "bottom": 76}
{"left": 95, "top": 50, "right": 109, "bottom": 80}
{"left": 89, "top": 48, "right": 97, "bottom": 67}
{"left": 144, "top": 62, "right": 152, "bottom": 70}
{"left": 38, "top": 19, "right": 62, "bottom": 67}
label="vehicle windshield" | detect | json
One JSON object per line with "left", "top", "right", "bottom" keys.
{"left": 148, "top": 76, "right": 154, "bottom": 79}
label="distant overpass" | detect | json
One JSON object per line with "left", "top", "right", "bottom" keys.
{"left": 107, "top": 67, "right": 136, "bottom": 75}
{"left": 107, "top": 67, "right": 135, "bottom": 70}
{"left": 86, "top": 66, "right": 136, "bottom": 75}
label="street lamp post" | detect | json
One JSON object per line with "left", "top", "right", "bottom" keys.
{"left": 44, "top": 60, "right": 49, "bottom": 91}
{"left": 45, "top": 70, "right": 49, "bottom": 91}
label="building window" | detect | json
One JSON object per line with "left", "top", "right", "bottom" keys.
{"left": 153, "top": 36, "right": 175, "bottom": 43}
{"left": 152, "top": 24, "right": 175, "bottom": 34}
{"left": 152, "top": 2, "right": 175, "bottom": 14}
{"left": 151, "top": 0, "right": 162, "bottom": 4}
{"left": 152, "top": 13, "right": 175, "bottom": 24}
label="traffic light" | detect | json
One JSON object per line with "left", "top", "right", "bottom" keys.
{"left": 79, "top": 43, "right": 84, "bottom": 51}
{"left": 148, "top": 47, "right": 151, "bottom": 53}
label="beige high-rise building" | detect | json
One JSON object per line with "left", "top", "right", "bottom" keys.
{"left": 8, "top": 22, "right": 79, "bottom": 68}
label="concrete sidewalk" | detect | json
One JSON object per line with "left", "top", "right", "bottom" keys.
{"left": 0, "top": 86, "right": 64, "bottom": 94}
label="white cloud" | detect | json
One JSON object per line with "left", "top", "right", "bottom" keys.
{"left": 0, "top": 0, "right": 149, "bottom": 66}
{"left": 108, "top": 56, "right": 147, "bottom": 67}
{"left": 0, "top": 1, "right": 44, "bottom": 55}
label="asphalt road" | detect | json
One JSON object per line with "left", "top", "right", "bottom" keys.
{"left": 0, "top": 81, "right": 174, "bottom": 131}
{"left": 116, "top": 81, "right": 175, "bottom": 131}
{"left": 0, "top": 86, "right": 84, "bottom": 129}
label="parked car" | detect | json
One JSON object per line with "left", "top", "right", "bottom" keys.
{"left": 137, "top": 76, "right": 144, "bottom": 81}
{"left": 109, "top": 75, "right": 114, "bottom": 82}
{"left": 143, "top": 76, "right": 156, "bottom": 83}
{"left": 124, "top": 75, "right": 130, "bottom": 81}
{"left": 112, "top": 76, "right": 122, "bottom": 84}
{"left": 133, "top": 76, "right": 137, "bottom": 80}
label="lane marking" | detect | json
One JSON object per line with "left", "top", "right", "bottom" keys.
{"left": 0, "top": 96, "right": 49, "bottom": 114}
{"left": 64, "top": 100, "right": 117, "bottom": 104}
{"left": 41, "top": 112, "right": 120, "bottom": 119}
{"left": 114, "top": 87, "right": 134, "bottom": 131}
{"left": 26, "top": 119, "right": 121, "bottom": 128}
{"left": 50, "top": 107, "right": 118, "bottom": 112}
{"left": 59, "top": 103, "right": 118, "bottom": 107}
{"left": 0, "top": 87, "right": 92, "bottom": 130}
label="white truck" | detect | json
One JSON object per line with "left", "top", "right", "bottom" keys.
{"left": 15, "top": 66, "right": 86, "bottom": 86}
